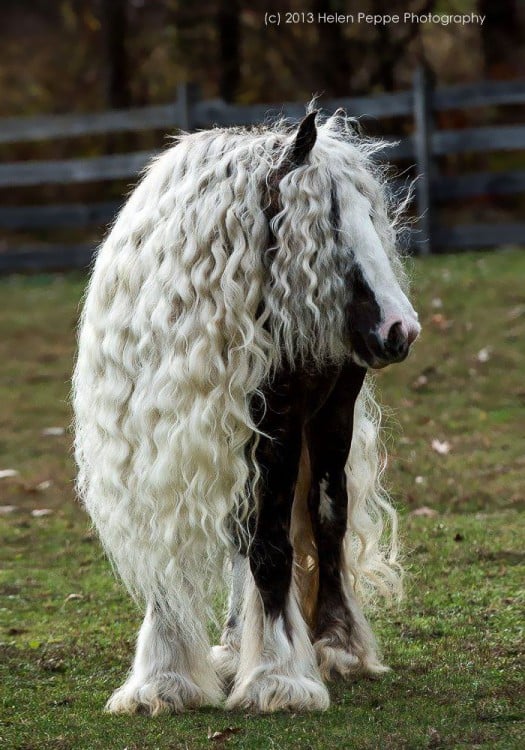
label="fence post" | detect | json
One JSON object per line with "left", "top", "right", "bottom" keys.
{"left": 176, "top": 82, "right": 200, "bottom": 131}
{"left": 413, "top": 65, "right": 435, "bottom": 255}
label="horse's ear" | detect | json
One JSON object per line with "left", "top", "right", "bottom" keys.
{"left": 288, "top": 111, "right": 318, "bottom": 167}
{"left": 329, "top": 107, "right": 347, "bottom": 128}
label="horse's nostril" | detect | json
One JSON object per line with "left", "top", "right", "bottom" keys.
{"left": 385, "top": 321, "right": 407, "bottom": 355}
{"left": 387, "top": 321, "right": 403, "bottom": 342}
{"left": 406, "top": 325, "right": 420, "bottom": 346}
{"left": 369, "top": 319, "right": 418, "bottom": 365}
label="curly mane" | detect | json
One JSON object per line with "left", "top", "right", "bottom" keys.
{"left": 73, "top": 114, "right": 405, "bottom": 637}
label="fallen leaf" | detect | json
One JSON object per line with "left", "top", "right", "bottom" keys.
{"left": 0, "top": 469, "right": 19, "bottom": 479}
{"left": 411, "top": 374, "right": 428, "bottom": 390}
{"left": 410, "top": 506, "right": 438, "bottom": 517}
{"left": 507, "top": 305, "right": 525, "bottom": 320}
{"left": 208, "top": 727, "right": 242, "bottom": 742}
{"left": 430, "top": 313, "right": 453, "bottom": 330}
{"left": 39, "top": 656, "right": 66, "bottom": 673}
{"left": 31, "top": 508, "right": 54, "bottom": 517}
{"left": 65, "top": 593, "right": 84, "bottom": 602}
{"left": 41, "top": 427, "right": 65, "bottom": 437}
{"left": 35, "top": 480, "right": 53, "bottom": 491}
{"left": 25, "top": 478, "right": 54, "bottom": 494}
{"left": 431, "top": 439, "right": 450, "bottom": 455}
{"left": 477, "top": 347, "right": 491, "bottom": 363}
{"left": 50, "top": 695, "right": 72, "bottom": 704}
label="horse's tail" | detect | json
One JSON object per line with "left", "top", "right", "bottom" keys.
{"left": 291, "top": 376, "right": 403, "bottom": 623}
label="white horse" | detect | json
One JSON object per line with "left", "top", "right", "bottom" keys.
{"left": 73, "top": 110, "right": 420, "bottom": 714}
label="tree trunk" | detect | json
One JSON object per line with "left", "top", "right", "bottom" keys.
{"left": 101, "top": 0, "right": 131, "bottom": 108}
{"left": 217, "top": 0, "right": 241, "bottom": 102}
{"left": 312, "top": 0, "right": 351, "bottom": 96}
{"left": 478, "top": 0, "right": 523, "bottom": 78}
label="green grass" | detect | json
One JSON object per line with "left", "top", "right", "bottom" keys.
{"left": 1, "top": 251, "right": 524, "bottom": 749}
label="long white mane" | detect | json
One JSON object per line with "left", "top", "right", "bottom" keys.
{"left": 73, "top": 115, "right": 405, "bottom": 633}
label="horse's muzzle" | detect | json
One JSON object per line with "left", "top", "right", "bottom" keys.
{"left": 352, "top": 320, "right": 421, "bottom": 369}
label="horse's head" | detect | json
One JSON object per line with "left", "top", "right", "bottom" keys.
{"left": 341, "top": 182, "right": 421, "bottom": 369}
{"left": 345, "top": 261, "right": 420, "bottom": 369}
{"left": 281, "top": 112, "right": 420, "bottom": 370}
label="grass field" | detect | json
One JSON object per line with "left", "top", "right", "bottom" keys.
{"left": 0, "top": 250, "right": 524, "bottom": 749}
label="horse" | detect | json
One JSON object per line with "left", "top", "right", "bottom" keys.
{"left": 72, "top": 108, "right": 420, "bottom": 715}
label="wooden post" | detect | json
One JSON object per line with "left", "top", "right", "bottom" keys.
{"left": 413, "top": 65, "right": 435, "bottom": 255}
{"left": 176, "top": 83, "right": 200, "bottom": 131}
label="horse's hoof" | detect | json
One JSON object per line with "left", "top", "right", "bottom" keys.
{"left": 314, "top": 637, "right": 389, "bottom": 680}
{"left": 226, "top": 672, "right": 329, "bottom": 713}
{"left": 105, "top": 672, "right": 223, "bottom": 715}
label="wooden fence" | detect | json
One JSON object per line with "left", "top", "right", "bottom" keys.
{"left": 0, "top": 68, "right": 524, "bottom": 272}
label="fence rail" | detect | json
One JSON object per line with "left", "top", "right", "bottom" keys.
{"left": 0, "top": 104, "right": 178, "bottom": 145}
{"left": 3, "top": 125, "right": 525, "bottom": 190}
{"left": 0, "top": 201, "right": 121, "bottom": 230}
{"left": 0, "top": 151, "right": 154, "bottom": 187}
{"left": 0, "top": 69, "right": 524, "bottom": 272}
{"left": 2, "top": 78, "right": 524, "bottom": 144}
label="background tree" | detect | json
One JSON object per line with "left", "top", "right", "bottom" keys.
{"left": 101, "top": 0, "right": 131, "bottom": 108}
{"left": 1, "top": 0, "right": 523, "bottom": 117}
{"left": 217, "top": 0, "right": 240, "bottom": 101}
{"left": 479, "top": 0, "right": 524, "bottom": 78}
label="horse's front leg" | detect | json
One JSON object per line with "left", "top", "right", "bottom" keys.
{"left": 306, "top": 362, "right": 388, "bottom": 679}
{"left": 226, "top": 375, "right": 329, "bottom": 712}
{"left": 210, "top": 550, "right": 247, "bottom": 686}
